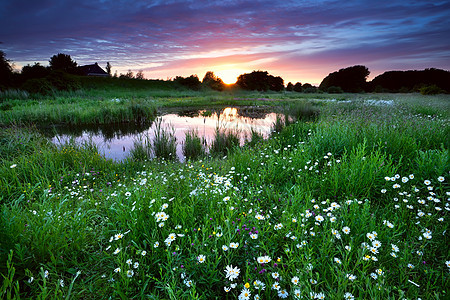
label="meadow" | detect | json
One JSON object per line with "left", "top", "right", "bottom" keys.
{"left": 0, "top": 89, "right": 449, "bottom": 299}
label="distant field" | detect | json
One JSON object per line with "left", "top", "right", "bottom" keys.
{"left": 0, "top": 90, "right": 448, "bottom": 299}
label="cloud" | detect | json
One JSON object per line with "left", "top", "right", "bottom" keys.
{"left": 1, "top": 0, "right": 449, "bottom": 83}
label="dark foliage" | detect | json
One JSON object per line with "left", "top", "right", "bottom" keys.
{"left": 293, "top": 82, "right": 303, "bottom": 92}
{"left": 286, "top": 82, "right": 294, "bottom": 91}
{"left": 48, "top": 53, "right": 78, "bottom": 74}
{"left": 236, "top": 70, "right": 284, "bottom": 91}
{"left": 0, "top": 50, "right": 14, "bottom": 89}
{"left": 370, "top": 68, "right": 450, "bottom": 93}
{"left": 202, "top": 71, "right": 226, "bottom": 91}
{"left": 174, "top": 75, "right": 202, "bottom": 90}
{"left": 319, "top": 65, "right": 369, "bottom": 92}
{"left": 21, "top": 63, "right": 50, "bottom": 81}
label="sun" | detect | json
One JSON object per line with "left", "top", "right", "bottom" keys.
{"left": 214, "top": 69, "right": 245, "bottom": 85}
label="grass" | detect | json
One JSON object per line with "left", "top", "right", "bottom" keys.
{"left": 0, "top": 92, "right": 449, "bottom": 299}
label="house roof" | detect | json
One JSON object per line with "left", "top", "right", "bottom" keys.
{"left": 79, "top": 63, "right": 109, "bottom": 76}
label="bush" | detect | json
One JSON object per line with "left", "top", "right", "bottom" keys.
{"left": 22, "top": 78, "right": 54, "bottom": 95}
{"left": 210, "top": 128, "right": 240, "bottom": 156}
{"left": 327, "top": 86, "right": 343, "bottom": 93}
{"left": 420, "top": 85, "right": 444, "bottom": 95}
{"left": 152, "top": 118, "right": 177, "bottom": 160}
{"left": 183, "top": 130, "right": 206, "bottom": 160}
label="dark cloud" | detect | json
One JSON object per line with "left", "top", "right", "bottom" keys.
{"left": 1, "top": 0, "right": 449, "bottom": 83}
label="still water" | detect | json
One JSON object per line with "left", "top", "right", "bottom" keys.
{"left": 47, "top": 107, "right": 280, "bottom": 161}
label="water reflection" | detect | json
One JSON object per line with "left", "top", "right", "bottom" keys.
{"left": 46, "top": 106, "right": 280, "bottom": 161}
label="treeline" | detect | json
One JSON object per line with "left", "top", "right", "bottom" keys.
{"left": 1, "top": 50, "right": 449, "bottom": 95}
{"left": 319, "top": 65, "right": 450, "bottom": 94}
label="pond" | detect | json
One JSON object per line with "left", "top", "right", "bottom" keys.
{"left": 44, "top": 106, "right": 282, "bottom": 161}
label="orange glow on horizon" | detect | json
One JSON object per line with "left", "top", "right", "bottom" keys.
{"left": 214, "top": 68, "right": 247, "bottom": 85}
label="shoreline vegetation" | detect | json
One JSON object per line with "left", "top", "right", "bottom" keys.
{"left": 0, "top": 88, "right": 449, "bottom": 299}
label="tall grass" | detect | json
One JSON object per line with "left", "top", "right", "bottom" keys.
{"left": 183, "top": 130, "right": 206, "bottom": 160}
{"left": 152, "top": 118, "right": 177, "bottom": 161}
{"left": 210, "top": 127, "right": 240, "bottom": 156}
{"left": 0, "top": 94, "right": 448, "bottom": 299}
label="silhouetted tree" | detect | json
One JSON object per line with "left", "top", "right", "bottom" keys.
{"left": 49, "top": 53, "right": 77, "bottom": 73}
{"left": 0, "top": 50, "right": 14, "bottom": 88}
{"left": 21, "top": 63, "right": 50, "bottom": 80}
{"left": 106, "top": 62, "right": 112, "bottom": 76}
{"left": 370, "top": 68, "right": 450, "bottom": 93}
{"left": 293, "top": 82, "right": 303, "bottom": 92}
{"left": 236, "top": 70, "right": 284, "bottom": 91}
{"left": 202, "top": 71, "right": 225, "bottom": 91}
{"left": 286, "top": 82, "right": 294, "bottom": 91}
{"left": 302, "top": 83, "right": 317, "bottom": 93}
{"left": 319, "top": 65, "right": 369, "bottom": 92}
{"left": 174, "top": 75, "right": 202, "bottom": 90}
{"left": 136, "top": 70, "right": 145, "bottom": 80}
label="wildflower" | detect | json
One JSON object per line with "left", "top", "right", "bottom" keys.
{"left": 239, "top": 288, "right": 251, "bottom": 300}
{"left": 278, "top": 289, "right": 289, "bottom": 298}
{"left": 315, "top": 215, "right": 324, "bottom": 222}
{"left": 222, "top": 245, "right": 229, "bottom": 251}
{"left": 402, "top": 177, "right": 409, "bottom": 183}
{"left": 141, "top": 250, "right": 147, "bottom": 256}
{"left": 253, "top": 280, "right": 265, "bottom": 290}
{"left": 342, "top": 226, "right": 351, "bottom": 234}
{"left": 409, "top": 174, "right": 414, "bottom": 179}
{"left": 334, "top": 257, "right": 342, "bottom": 264}
{"left": 445, "top": 261, "right": 450, "bottom": 269}
{"left": 391, "top": 244, "right": 399, "bottom": 252}
{"left": 438, "top": 176, "right": 445, "bottom": 182}
{"left": 370, "top": 273, "right": 378, "bottom": 280}
{"left": 293, "top": 289, "right": 301, "bottom": 299}
{"left": 315, "top": 292, "right": 325, "bottom": 299}
{"left": 372, "top": 240, "right": 382, "bottom": 248}
{"left": 271, "top": 282, "right": 280, "bottom": 290}
{"left": 230, "top": 242, "right": 239, "bottom": 248}
{"left": 344, "top": 292, "right": 354, "bottom": 300}
{"left": 114, "top": 233, "right": 123, "bottom": 240}
{"left": 381, "top": 189, "right": 387, "bottom": 194}
{"left": 423, "top": 232, "right": 432, "bottom": 239}
{"left": 126, "top": 259, "right": 132, "bottom": 266}
{"left": 197, "top": 254, "right": 206, "bottom": 263}
{"left": 28, "top": 277, "right": 34, "bottom": 283}
{"left": 366, "top": 232, "right": 375, "bottom": 241}
{"left": 291, "top": 276, "right": 299, "bottom": 285}
{"left": 113, "top": 248, "right": 121, "bottom": 255}
{"left": 10, "top": 164, "right": 17, "bottom": 168}
{"left": 114, "top": 267, "right": 121, "bottom": 273}
{"left": 369, "top": 247, "right": 379, "bottom": 255}
{"left": 310, "top": 278, "right": 317, "bottom": 284}
{"left": 224, "top": 265, "right": 240, "bottom": 281}
{"left": 274, "top": 223, "right": 283, "bottom": 230}
{"left": 375, "top": 268, "right": 384, "bottom": 276}
{"left": 346, "top": 274, "right": 356, "bottom": 281}
{"left": 255, "top": 214, "right": 265, "bottom": 220}
{"left": 250, "top": 233, "right": 258, "bottom": 239}
{"left": 408, "top": 264, "right": 415, "bottom": 269}
{"left": 59, "top": 279, "right": 64, "bottom": 287}
{"left": 390, "top": 252, "right": 397, "bottom": 258}
{"left": 154, "top": 241, "right": 159, "bottom": 248}
{"left": 272, "top": 272, "right": 280, "bottom": 279}
{"left": 424, "top": 180, "right": 431, "bottom": 185}
{"left": 224, "top": 286, "right": 231, "bottom": 292}
{"left": 126, "top": 270, "right": 134, "bottom": 278}
{"left": 133, "top": 262, "right": 139, "bottom": 269}
{"left": 393, "top": 183, "right": 401, "bottom": 189}
{"left": 223, "top": 196, "right": 230, "bottom": 202}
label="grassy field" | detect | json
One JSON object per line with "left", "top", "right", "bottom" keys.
{"left": 0, "top": 91, "right": 449, "bottom": 299}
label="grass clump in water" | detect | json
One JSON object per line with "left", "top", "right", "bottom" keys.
{"left": 152, "top": 117, "right": 177, "bottom": 161}
{"left": 183, "top": 130, "right": 206, "bottom": 160}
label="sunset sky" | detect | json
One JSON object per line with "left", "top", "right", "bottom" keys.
{"left": 1, "top": 0, "right": 449, "bottom": 85}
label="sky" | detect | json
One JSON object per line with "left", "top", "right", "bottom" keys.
{"left": 1, "top": 0, "right": 449, "bottom": 85}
